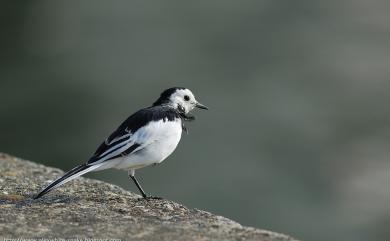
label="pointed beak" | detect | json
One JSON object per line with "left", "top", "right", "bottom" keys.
{"left": 195, "top": 102, "right": 209, "bottom": 110}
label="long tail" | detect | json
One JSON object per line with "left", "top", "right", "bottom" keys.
{"left": 34, "top": 163, "right": 103, "bottom": 199}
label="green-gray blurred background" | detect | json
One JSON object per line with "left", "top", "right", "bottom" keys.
{"left": 1, "top": 1, "right": 390, "bottom": 241}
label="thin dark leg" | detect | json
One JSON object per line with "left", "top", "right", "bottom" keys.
{"left": 128, "top": 172, "right": 162, "bottom": 200}
{"left": 130, "top": 175, "right": 147, "bottom": 198}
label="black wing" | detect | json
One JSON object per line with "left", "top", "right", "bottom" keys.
{"left": 87, "top": 106, "right": 181, "bottom": 164}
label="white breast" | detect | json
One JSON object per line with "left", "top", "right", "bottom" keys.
{"left": 113, "top": 118, "right": 182, "bottom": 170}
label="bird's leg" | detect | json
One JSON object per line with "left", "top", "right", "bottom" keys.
{"left": 128, "top": 170, "right": 162, "bottom": 200}
{"left": 129, "top": 173, "right": 147, "bottom": 198}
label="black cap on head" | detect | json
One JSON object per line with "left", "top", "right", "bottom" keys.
{"left": 153, "top": 87, "right": 185, "bottom": 106}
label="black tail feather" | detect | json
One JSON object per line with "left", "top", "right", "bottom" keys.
{"left": 34, "top": 164, "right": 89, "bottom": 199}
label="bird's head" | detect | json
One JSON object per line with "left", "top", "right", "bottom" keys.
{"left": 153, "top": 87, "right": 208, "bottom": 114}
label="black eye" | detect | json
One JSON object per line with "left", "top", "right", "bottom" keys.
{"left": 184, "top": 95, "right": 190, "bottom": 101}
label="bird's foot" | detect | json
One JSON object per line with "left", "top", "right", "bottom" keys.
{"left": 138, "top": 195, "right": 163, "bottom": 201}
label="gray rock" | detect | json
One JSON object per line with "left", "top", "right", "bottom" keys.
{"left": 0, "top": 153, "right": 298, "bottom": 241}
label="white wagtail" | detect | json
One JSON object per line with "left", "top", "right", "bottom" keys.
{"left": 34, "top": 87, "right": 208, "bottom": 199}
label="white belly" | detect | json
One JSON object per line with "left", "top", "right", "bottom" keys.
{"left": 111, "top": 118, "right": 182, "bottom": 170}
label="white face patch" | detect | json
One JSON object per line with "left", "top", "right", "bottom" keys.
{"left": 169, "top": 89, "right": 197, "bottom": 113}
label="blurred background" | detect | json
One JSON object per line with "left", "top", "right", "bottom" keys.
{"left": 1, "top": 1, "right": 390, "bottom": 241}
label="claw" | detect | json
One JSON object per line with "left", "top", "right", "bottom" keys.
{"left": 138, "top": 196, "right": 163, "bottom": 201}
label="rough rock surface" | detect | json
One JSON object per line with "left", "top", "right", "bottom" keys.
{"left": 0, "top": 153, "right": 298, "bottom": 241}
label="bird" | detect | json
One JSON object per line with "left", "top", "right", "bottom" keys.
{"left": 34, "top": 87, "right": 208, "bottom": 199}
